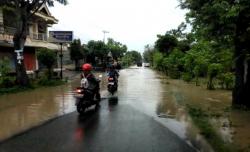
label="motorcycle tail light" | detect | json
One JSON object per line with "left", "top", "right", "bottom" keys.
{"left": 108, "top": 77, "right": 114, "bottom": 81}
{"left": 75, "top": 89, "right": 82, "bottom": 93}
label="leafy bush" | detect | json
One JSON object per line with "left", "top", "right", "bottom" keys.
{"left": 0, "top": 76, "right": 15, "bottom": 88}
{"left": 218, "top": 72, "right": 234, "bottom": 90}
{"left": 182, "top": 72, "right": 193, "bottom": 82}
{"left": 0, "top": 57, "right": 11, "bottom": 77}
{"left": 0, "top": 57, "right": 15, "bottom": 88}
{"left": 153, "top": 51, "right": 164, "bottom": 70}
{"left": 37, "top": 48, "right": 57, "bottom": 79}
{"left": 207, "top": 63, "right": 223, "bottom": 89}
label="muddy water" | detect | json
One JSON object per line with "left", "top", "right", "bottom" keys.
{"left": 1, "top": 67, "right": 249, "bottom": 151}
{"left": 118, "top": 67, "right": 250, "bottom": 151}
{"left": 117, "top": 67, "right": 213, "bottom": 151}
{"left": 0, "top": 72, "right": 107, "bottom": 142}
{"left": 158, "top": 76, "right": 250, "bottom": 150}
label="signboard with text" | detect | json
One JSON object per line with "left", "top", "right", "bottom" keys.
{"left": 49, "top": 31, "right": 73, "bottom": 43}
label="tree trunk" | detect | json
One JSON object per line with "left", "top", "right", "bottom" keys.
{"left": 13, "top": 9, "right": 29, "bottom": 86}
{"left": 75, "top": 59, "right": 79, "bottom": 71}
{"left": 232, "top": 9, "right": 250, "bottom": 107}
{"left": 207, "top": 76, "right": 214, "bottom": 90}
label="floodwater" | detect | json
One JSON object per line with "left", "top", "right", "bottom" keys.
{"left": 117, "top": 67, "right": 250, "bottom": 151}
{"left": 0, "top": 71, "right": 107, "bottom": 142}
{"left": 0, "top": 67, "right": 249, "bottom": 151}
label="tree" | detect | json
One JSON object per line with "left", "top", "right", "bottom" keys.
{"left": 37, "top": 48, "right": 57, "bottom": 79}
{"left": 0, "top": 0, "right": 67, "bottom": 86}
{"left": 121, "top": 53, "right": 134, "bottom": 67}
{"left": 87, "top": 40, "right": 107, "bottom": 65}
{"left": 155, "top": 34, "right": 178, "bottom": 54}
{"left": 70, "top": 39, "right": 84, "bottom": 70}
{"left": 179, "top": 0, "right": 250, "bottom": 107}
{"left": 106, "top": 38, "right": 127, "bottom": 60}
{"left": 121, "top": 51, "right": 142, "bottom": 67}
{"left": 127, "top": 51, "right": 142, "bottom": 64}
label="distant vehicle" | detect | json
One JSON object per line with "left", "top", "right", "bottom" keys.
{"left": 143, "top": 63, "right": 150, "bottom": 67}
{"left": 137, "top": 62, "right": 142, "bottom": 67}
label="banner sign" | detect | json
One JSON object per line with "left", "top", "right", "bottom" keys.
{"left": 49, "top": 31, "right": 73, "bottom": 42}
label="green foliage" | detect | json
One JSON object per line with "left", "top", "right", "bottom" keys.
{"left": 208, "top": 63, "right": 223, "bottom": 79}
{"left": 106, "top": 38, "right": 127, "bottom": 60}
{"left": 153, "top": 51, "right": 164, "bottom": 70}
{"left": 0, "top": 76, "right": 15, "bottom": 88}
{"left": 179, "top": 0, "right": 250, "bottom": 106}
{"left": 183, "top": 41, "right": 213, "bottom": 75}
{"left": 143, "top": 45, "right": 155, "bottom": 64}
{"left": 207, "top": 63, "right": 223, "bottom": 90}
{"left": 218, "top": 72, "right": 235, "bottom": 90}
{"left": 37, "top": 48, "right": 57, "bottom": 79}
{"left": 70, "top": 39, "right": 84, "bottom": 70}
{"left": 87, "top": 40, "right": 107, "bottom": 58}
{"left": 0, "top": 57, "right": 15, "bottom": 88}
{"left": 155, "top": 34, "right": 178, "bottom": 54}
{"left": 0, "top": 57, "right": 11, "bottom": 77}
{"left": 187, "top": 106, "right": 234, "bottom": 152}
{"left": 121, "top": 53, "right": 134, "bottom": 67}
{"left": 70, "top": 39, "right": 84, "bottom": 60}
{"left": 37, "top": 48, "right": 57, "bottom": 69}
{"left": 1, "top": 0, "right": 68, "bottom": 87}
{"left": 121, "top": 51, "right": 141, "bottom": 67}
{"left": 163, "top": 50, "right": 184, "bottom": 79}
{"left": 182, "top": 72, "right": 192, "bottom": 82}
{"left": 127, "top": 51, "right": 142, "bottom": 63}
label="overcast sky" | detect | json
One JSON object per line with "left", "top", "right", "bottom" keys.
{"left": 49, "top": 0, "right": 187, "bottom": 53}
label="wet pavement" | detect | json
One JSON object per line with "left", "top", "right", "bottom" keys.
{"left": 0, "top": 102, "right": 195, "bottom": 152}
{"left": 0, "top": 66, "right": 249, "bottom": 151}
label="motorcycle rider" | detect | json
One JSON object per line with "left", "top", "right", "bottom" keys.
{"left": 81, "top": 63, "right": 101, "bottom": 102}
{"left": 107, "top": 64, "right": 119, "bottom": 85}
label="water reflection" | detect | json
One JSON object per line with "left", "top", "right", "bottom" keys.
{"left": 0, "top": 84, "right": 74, "bottom": 141}
{"left": 108, "top": 97, "right": 118, "bottom": 107}
{"left": 118, "top": 67, "right": 226, "bottom": 151}
{"left": 153, "top": 71, "right": 250, "bottom": 151}
{"left": 0, "top": 72, "right": 106, "bottom": 142}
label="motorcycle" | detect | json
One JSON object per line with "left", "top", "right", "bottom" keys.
{"left": 74, "top": 76, "right": 101, "bottom": 115}
{"left": 107, "top": 76, "right": 118, "bottom": 95}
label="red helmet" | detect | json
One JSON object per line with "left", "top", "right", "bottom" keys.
{"left": 82, "top": 63, "right": 92, "bottom": 71}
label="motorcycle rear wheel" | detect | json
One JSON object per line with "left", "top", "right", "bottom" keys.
{"left": 77, "top": 104, "right": 86, "bottom": 115}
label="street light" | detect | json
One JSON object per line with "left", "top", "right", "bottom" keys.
{"left": 102, "top": 30, "right": 109, "bottom": 43}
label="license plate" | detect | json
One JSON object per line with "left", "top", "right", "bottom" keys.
{"left": 74, "top": 94, "right": 84, "bottom": 98}
{"left": 108, "top": 82, "right": 114, "bottom": 85}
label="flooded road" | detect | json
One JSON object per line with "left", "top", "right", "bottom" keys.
{"left": 116, "top": 67, "right": 250, "bottom": 151}
{"left": 0, "top": 67, "right": 249, "bottom": 151}
{"left": 0, "top": 82, "right": 75, "bottom": 141}
{"left": 0, "top": 71, "right": 107, "bottom": 142}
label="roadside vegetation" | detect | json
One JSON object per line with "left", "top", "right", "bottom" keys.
{"left": 0, "top": 48, "right": 66, "bottom": 95}
{"left": 144, "top": 0, "right": 250, "bottom": 108}
{"left": 142, "top": 1, "right": 250, "bottom": 151}
{"left": 69, "top": 38, "right": 142, "bottom": 70}
{"left": 187, "top": 106, "right": 237, "bottom": 152}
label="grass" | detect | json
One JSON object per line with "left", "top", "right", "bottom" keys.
{"left": 187, "top": 105, "right": 237, "bottom": 152}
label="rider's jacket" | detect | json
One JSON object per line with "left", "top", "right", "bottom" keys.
{"left": 81, "top": 73, "right": 99, "bottom": 91}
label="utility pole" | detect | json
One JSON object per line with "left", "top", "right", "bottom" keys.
{"left": 102, "top": 30, "right": 109, "bottom": 43}
{"left": 59, "top": 43, "right": 63, "bottom": 79}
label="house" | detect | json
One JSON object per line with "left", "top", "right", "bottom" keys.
{"left": 0, "top": 4, "right": 67, "bottom": 74}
